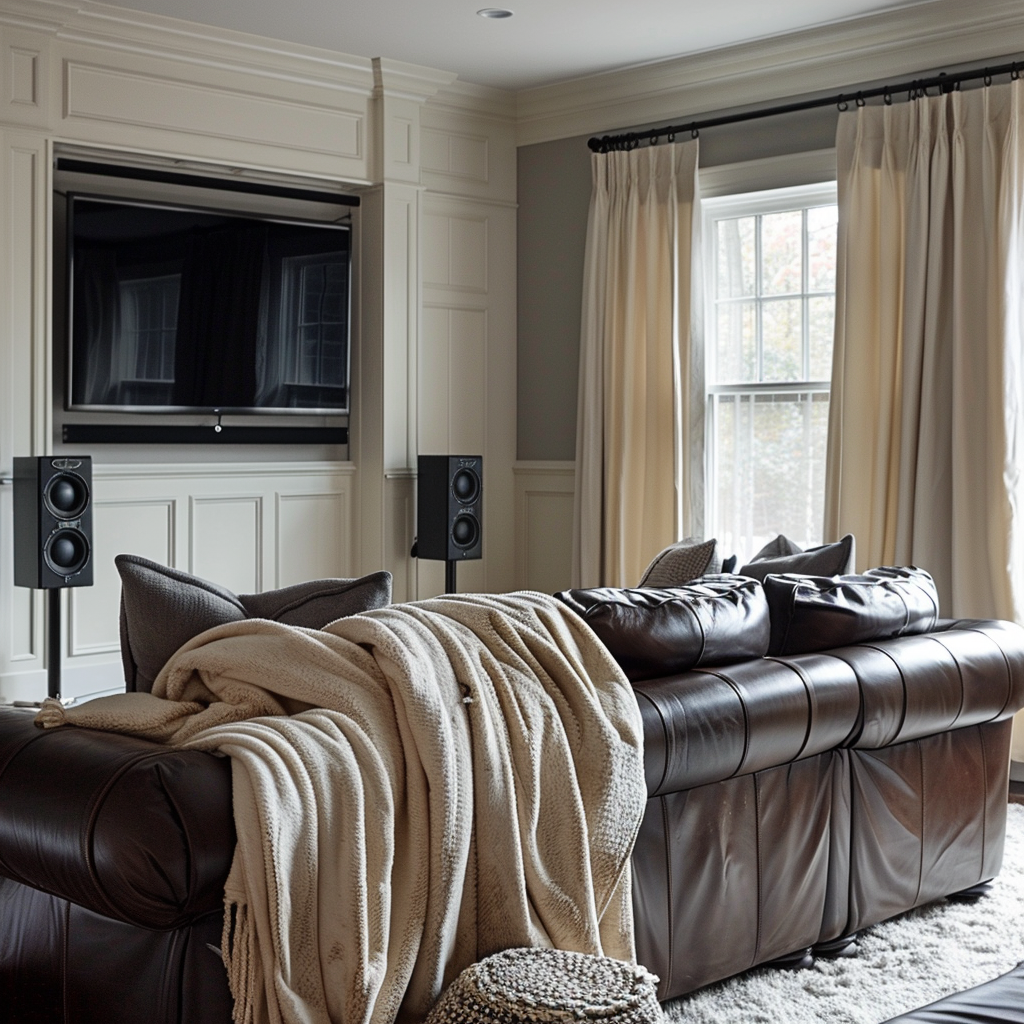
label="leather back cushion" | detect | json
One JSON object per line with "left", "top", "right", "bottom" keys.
{"left": 555, "top": 575, "right": 770, "bottom": 681}
{"left": 116, "top": 554, "right": 392, "bottom": 692}
{"left": 763, "top": 565, "right": 940, "bottom": 656}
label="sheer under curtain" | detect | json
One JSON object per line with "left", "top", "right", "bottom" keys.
{"left": 572, "top": 141, "right": 703, "bottom": 588}
{"left": 824, "top": 81, "right": 1024, "bottom": 754}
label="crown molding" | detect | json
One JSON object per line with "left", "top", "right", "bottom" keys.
{"left": 372, "top": 57, "right": 457, "bottom": 103}
{"left": 428, "top": 79, "right": 518, "bottom": 124}
{"left": 515, "top": 0, "right": 1024, "bottom": 146}
{"left": 0, "top": 0, "right": 377, "bottom": 95}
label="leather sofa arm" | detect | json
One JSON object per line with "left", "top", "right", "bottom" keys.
{"left": 0, "top": 708, "right": 234, "bottom": 930}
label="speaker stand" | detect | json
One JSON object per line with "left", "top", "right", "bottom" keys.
{"left": 445, "top": 559, "right": 457, "bottom": 594}
{"left": 47, "top": 588, "right": 62, "bottom": 702}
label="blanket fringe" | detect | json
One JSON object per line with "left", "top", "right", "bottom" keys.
{"left": 224, "top": 898, "right": 256, "bottom": 1024}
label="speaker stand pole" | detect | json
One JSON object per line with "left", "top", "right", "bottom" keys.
{"left": 47, "top": 588, "right": 62, "bottom": 702}
{"left": 445, "top": 559, "right": 457, "bottom": 595}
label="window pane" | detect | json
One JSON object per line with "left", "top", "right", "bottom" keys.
{"left": 809, "top": 296, "right": 835, "bottom": 380}
{"left": 713, "top": 391, "right": 830, "bottom": 558}
{"left": 715, "top": 301, "right": 757, "bottom": 382}
{"left": 762, "top": 298, "right": 802, "bottom": 381}
{"left": 808, "top": 205, "right": 838, "bottom": 292}
{"left": 716, "top": 217, "right": 755, "bottom": 298}
{"left": 761, "top": 210, "right": 802, "bottom": 296}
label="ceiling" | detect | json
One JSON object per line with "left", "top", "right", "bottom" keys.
{"left": 96, "top": 0, "right": 944, "bottom": 92}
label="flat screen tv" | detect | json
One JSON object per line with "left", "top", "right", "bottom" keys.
{"left": 65, "top": 193, "right": 352, "bottom": 414}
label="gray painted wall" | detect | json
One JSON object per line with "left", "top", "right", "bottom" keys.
{"left": 515, "top": 105, "right": 840, "bottom": 462}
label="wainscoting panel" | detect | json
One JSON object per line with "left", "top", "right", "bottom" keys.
{"left": 190, "top": 495, "right": 263, "bottom": 596}
{"left": 68, "top": 497, "right": 175, "bottom": 659}
{"left": 276, "top": 490, "right": 352, "bottom": 589}
{"left": 514, "top": 462, "right": 576, "bottom": 594}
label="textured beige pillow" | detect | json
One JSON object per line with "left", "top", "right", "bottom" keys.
{"left": 116, "top": 553, "right": 392, "bottom": 692}
{"left": 638, "top": 537, "right": 721, "bottom": 587}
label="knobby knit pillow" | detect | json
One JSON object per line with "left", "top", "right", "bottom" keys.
{"left": 638, "top": 537, "right": 721, "bottom": 587}
{"left": 115, "top": 553, "right": 393, "bottom": 692}
{"left": 738, "top": 533, "right": 855, "bottom": 581}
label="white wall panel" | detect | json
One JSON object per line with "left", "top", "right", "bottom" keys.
{"left": 514, "top": 462, "right": 576, "bottom": 594}
{"left": 277, "top": 491, "right": 351, "bottom": 587}
{"left": 190, "top": 495, "right": 264, "bottom": 595}
{"left": 421, "top": 194, "right": 516, "bottom": 596}
{"left": 52, "top": 44, "right": 372, "bottom": 180}
{"left": 0, "top": 130, "right": 49, "bottom": 699}
{"left": 1, "top": 29, "right": 50, "bottom": 129}
{"left": 69, "top": 497, "right": 174, "bottom": 657}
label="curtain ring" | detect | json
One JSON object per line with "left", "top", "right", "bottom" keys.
{"left": 649, "top": 134, "right": 659, "bottom": 146}
{"left": 1012, "top": 63, "right": 1020, "bottom": 81}
{"left": 855, "top": 93, "right": 866, "bottom": 108}
{"left": 984, "top": 69, "right": 993, "bottom": 87}
{"left": 883, "top": 88, "right": 892, "bottom": 105}
{"left": 690, "top": 126, "right": 699, "bottom": 139}
{"left": 667, "top": 131, "right": 676, "bottom": 143}
{"left": 837, "top": 95, "right": 849, "bottom": 112}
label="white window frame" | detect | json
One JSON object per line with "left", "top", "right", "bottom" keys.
{"left": 701, "top": 179, "right": 838, "bottom": 554}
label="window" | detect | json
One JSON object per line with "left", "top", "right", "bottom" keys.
{"left": 703, "top": 183, "right": 838, "bottom": 559}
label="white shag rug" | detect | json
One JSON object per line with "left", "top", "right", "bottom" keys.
{"left": 662, "top": 802, "right": 1024, "bottom": 1023}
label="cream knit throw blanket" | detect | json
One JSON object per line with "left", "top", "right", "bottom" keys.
{"left": 37, "top": 592, "right": 646, "bottom": 1024}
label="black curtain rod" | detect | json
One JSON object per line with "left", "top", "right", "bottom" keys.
{"left": 587, "top": 59, "right": 1022, "bottom": 153}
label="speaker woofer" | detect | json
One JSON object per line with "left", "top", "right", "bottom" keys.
{"left": 44, "top": 472, "right": 90, "bottom": 520}
{"left": 44, "top": 527, "right": 91, "bottom": 576}
{"left": 451, "top": 467, "right": 481, "bottom": 505}
{"left": 451, "top": 512, "right": 480, "bottom": 550}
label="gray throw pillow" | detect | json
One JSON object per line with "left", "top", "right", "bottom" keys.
{"left": 115, "top": 553, "right": 392, "bottom": 692}
{"left": 738, "top": 533, "right": 855, "bottom": 582}
{"left": 638, "top": 537, "right": 721, "bottom": 587}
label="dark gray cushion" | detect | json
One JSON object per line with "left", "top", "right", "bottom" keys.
{"left": 638, "top": 537, "right": 721, "bottom": 587}
{"left": 555, "top": 575, "right": 770, "bottom": 681}
{"left": 116, "top": 554, "right": 392, "bottom": 692}
{"left": 763, "top": 565, "right": 940, "bottom": 656}
{"left": 739, "top": 533, "right": 855, "bottom": 581}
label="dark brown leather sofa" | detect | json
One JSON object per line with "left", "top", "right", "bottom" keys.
{"left": 1, "top": 570, "right": 1022, "bottom": 1022}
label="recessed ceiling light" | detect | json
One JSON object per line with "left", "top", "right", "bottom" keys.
{"left": 477, "top": 8, "right": 514, "bottom": 18}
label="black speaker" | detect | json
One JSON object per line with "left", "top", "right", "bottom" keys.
{"left": 13, "top": 456, "right": 94, "bottom": 589}
{"left": 417, "top": 455, "right": 483, "bottom": 561}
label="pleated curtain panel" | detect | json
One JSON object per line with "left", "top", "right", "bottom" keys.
{"left": 824, "top": 80, "right": 1024, "bottom": 756}
{"left": 572, "top": 141, "right": 703, "bottom": 588}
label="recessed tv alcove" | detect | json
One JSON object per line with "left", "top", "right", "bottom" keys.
{"left": 58, "top": 161, "right": 359, "bottom": 445}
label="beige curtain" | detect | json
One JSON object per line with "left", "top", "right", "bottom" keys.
{"left": 824, "top": 82, "right": 1024, "bottom": 756}
{"left": 572, "top": 141, "right": 702, "bottom": 588}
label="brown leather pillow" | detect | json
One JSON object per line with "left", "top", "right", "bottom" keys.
{"left": 116, "top": 553, "right": 392, "bottom": 692}
{"left": 763, "top": 565, "right": 940, "bottom": 656}
{"left": 555, "top": 575, "right": 769, "bottom": 682}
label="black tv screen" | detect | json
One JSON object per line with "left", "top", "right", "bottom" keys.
{"left": 66, "top": 194, "right": 352, "bottom": 414}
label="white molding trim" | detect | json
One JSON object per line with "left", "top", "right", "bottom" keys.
{"left": 0, "top": 0, "right": 376, "bottom": 94}
{"left": 515, "top": 0, "right": 1024, "bottom": 145}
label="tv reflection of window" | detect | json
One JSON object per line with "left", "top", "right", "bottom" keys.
{"left": 279, "top": 253, "right": 349, "bottom": 408}
{"left": 118, "top": 273, "right": 179, "bottom": 388}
